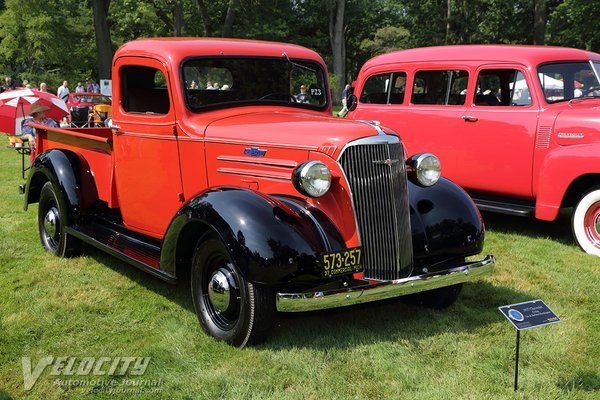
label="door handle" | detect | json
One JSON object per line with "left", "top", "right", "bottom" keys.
{"left": 111, "top": 124, "right": 122, "bottom": 135}
{"left": 462, "top": 116, "right": 478, "bottom": 122}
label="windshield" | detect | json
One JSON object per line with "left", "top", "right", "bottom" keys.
{"left": 182, "top": 57, "right": 328, "bottom": 110}
{"left": 537, "top": 61, "right": 600, "bottom": 103}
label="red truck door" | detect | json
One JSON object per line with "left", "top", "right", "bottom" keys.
{"left": 458, "top": 66, "right": 539, "bottom": 198}
{"left": 112, "top": 57, "right": 183, "bottom": 237}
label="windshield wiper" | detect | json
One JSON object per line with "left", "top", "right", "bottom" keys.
{"left": 282, "top": 52, "right": 316, "bottom": 73}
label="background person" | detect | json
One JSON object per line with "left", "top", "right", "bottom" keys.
{"left": 296, "top": 84, "right": 309, "bottom": 103}
{"left": 1, "top": 76, "right": 15, "bottom": 92}
{"left": 57, "top": 80, "right": 69, "bottom": 101}
{"left": 21, "top": 102, "right": 59, "bottom": 162}
{"left": 337, "top": 84, "right": 351, "bottom": 116}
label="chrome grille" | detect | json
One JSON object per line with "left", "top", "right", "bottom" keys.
{"left": 338, "top": 140, "right": 413, "bottom": 280}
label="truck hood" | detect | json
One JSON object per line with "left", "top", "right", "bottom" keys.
{"left": 202, "top": 110, "right": 385, "bottom": 154}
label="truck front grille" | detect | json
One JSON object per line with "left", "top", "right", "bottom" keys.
{"left": 338, "top": 140, "right": 413, "bottom": 280}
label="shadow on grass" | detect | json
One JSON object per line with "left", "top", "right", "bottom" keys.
{"left": 82, "top": 244, "right": 195, "bottom": 314}
{"left": 265, "top": 280, "right": 532, "bottom": 350}
{"left": 0, "top": 391, "right": 15, "bottom": 400}
{"left": 82, "top": 245, "right": 531, "bottom": 349}
{"left": 481, "top": 209, "right": 576, "bottom": 247}
{"left": 556, "top": 370, "right": 600, "bottom": 392}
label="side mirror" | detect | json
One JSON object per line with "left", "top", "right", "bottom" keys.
{"left": 347, "top": 94, "right": 358, "bottom": 112}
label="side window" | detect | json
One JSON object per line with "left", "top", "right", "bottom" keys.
{"left": 411, "top": 70, "right": 468, "bottom": 105}
{"left": 389, "top": 72, "right": 407, "bottom": 104}
{"left": 511, "top": 71, "right": 531, "bottom": 105}
{"left": 121, "top": 66, "right": 171, "bottom": 114}
{"left": 360, "top": 73, "right": 390, "bottom": 104}
{"left": 474, "top": 69, "right": 531, "bottom": 106}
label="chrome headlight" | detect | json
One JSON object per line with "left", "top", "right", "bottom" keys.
{"left": 407, "top": 153, "right": 441, "bottom": 187}
{"left": 293, "top": 161, "right": 331, "bottom": 197}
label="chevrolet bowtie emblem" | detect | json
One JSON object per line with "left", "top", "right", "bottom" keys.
{"left": 372, "top": 159, "right": 399, "bottom": 167}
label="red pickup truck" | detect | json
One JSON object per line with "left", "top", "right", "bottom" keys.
{"left": 348, "top": 45, "right": 600, "bottom": 256}
{"left": 23, "top": 38, "right": 493, "bottom": 346}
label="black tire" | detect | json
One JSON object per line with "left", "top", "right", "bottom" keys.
{"left": 38, "top": 181, "right": 81, "bottom": 257}
{"left": 191, "top": 233, "right": 275, "bottom": 347}
{"left": 404, "top": 283, "right": 463, "bottom": 310}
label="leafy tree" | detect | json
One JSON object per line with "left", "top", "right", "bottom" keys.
{"left": 547, "top": 0, "right": 600, "bottom": 51}
{"left": 0, "top": 0, "right": 95, "bottom": 88}
{"left": 360, "top": 26, "right": 410, "bottom": 57}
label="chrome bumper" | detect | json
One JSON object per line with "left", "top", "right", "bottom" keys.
{"left": 276, "top": 255, "right": 495, "bottom": 312}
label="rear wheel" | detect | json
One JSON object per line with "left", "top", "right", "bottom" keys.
{"left": 191, "top": 233, "right": 275, "bottom": 347}
{"left": 38, "top": 181, "right": 81, "bottom": 257}
{"left": 572, "top": 187, "right": 600, "bottom": 256}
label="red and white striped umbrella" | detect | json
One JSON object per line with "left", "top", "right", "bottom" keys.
{"left": 0, "top": 89, "right": 68, "bottom": 135}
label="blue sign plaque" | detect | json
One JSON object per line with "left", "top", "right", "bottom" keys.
{"left": 499, "top": 299, "right": 561, "bottom": 331}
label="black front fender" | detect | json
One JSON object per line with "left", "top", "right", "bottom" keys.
{"left": 160, "top": 188, "right": 346, "bottom": 287}
{"left": 409, "top": 177, "right": 485, "bottom": 268}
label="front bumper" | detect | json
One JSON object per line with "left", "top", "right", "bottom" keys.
{"left": 276, "top": 255, "right": 495, "bottom": 312}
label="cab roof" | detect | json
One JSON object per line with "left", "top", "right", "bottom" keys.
{"left": 362, "top": 45, "right": 600, "bottom": 71}
{"left": 114, "top": 37, "right": 325, "bottom": 67}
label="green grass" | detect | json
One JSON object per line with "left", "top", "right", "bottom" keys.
{"left": 1, "top": 147, "right": 599, "bottom": 399}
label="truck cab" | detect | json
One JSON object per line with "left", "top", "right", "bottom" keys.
{"left": 24, "top": 38, "right": 494, "bottom": 346}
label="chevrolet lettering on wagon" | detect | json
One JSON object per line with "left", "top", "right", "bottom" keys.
{"left": 22, "top": 38, "right": 494, "bottom": 347}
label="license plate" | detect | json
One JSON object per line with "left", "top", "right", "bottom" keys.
{"left": 321, "top": 247, "right": 362, "bottom": 278}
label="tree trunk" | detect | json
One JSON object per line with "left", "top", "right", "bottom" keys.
{"left": 446, "top": 0, "right": 451, "bottom": 44}
{"left": 329, "top": 0, "right": 346, "bottom": 102}
{"left": 223, "top": 0, "right": 238, "bottom": 38}
{"left": 92, "top": 0, "right": 113, "bottom": 80}
{"left": 194, "top": 0, "right": 211, "bottom": 36}
{"left": 173, "top": 0, "right": 185, "bottom": 36}
{"left": 534, "top": 0, "right": 546, "bottom": 45}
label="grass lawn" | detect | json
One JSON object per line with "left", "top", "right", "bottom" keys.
{"left": 0, "top": 146, "right": 599, "bottom": 399}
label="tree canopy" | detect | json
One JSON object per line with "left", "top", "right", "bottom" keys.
{"left": 0, "top": 0, "right": 596, "bottom": 97}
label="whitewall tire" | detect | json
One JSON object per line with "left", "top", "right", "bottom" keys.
{"left": 572, "top": 187, "right": 600, "bottom": 256}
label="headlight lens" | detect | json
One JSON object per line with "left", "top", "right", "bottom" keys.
{"left": 293, "top": 161, "right": 331, "bottom": 197}
{"left": 409, "top": 153, "right": 441, "bottom": 187}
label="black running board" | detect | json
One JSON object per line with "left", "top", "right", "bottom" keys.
{"left": 66, "top": 222, "right": 176, "bottom": 283}
{"left": 472, "top": 197, "right": 535, "bottom": 217}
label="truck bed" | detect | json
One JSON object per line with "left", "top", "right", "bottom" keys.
{"left": 33, "top": 124, "right": 116, "bottom": 207}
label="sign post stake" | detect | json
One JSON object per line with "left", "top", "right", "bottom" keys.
{"left": 514, "top": 330, "right": 520, "bottom": 391}
{"left": 498, "top": 299, "right": 561, "bottom": 392}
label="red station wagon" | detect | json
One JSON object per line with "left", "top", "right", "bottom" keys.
{"left": 348, "top": 45, "right": 600, "bottom": 256}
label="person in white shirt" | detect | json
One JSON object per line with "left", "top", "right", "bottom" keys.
{"left": 75, "top": 82, "right": 85, "bottom": 93}
{"left": 57, "top": 80, "right": 69, "bottom": 101}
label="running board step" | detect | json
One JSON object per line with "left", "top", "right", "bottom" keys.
{"left": 66, "top": 222, "right": 175, "bottom": 283}
{"left": 472, "top": 198, "right": 535, "bottom": 217}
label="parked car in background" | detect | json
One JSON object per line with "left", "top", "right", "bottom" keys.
{"left": 22, "top": 38, "right": 494, "bottom": 346}
{"left": 348, "top": 45, "right": 600, "bottom": 256}
{"left": 66, "top": 92, "right": 112, "bottom": 127}
{"left": 66, "top": 92, "right": 111, "bottom": 111}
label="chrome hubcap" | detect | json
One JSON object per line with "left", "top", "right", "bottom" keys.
{"left": 44, "top": 207, "right": 59, "bottom": 239}
{"left": 584, "top": 202, "right": 600, "bottom": 248}
{"left": 208, "top": 268, "right": 237, "bottom": 314}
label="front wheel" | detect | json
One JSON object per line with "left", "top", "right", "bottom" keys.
{"left": 572, "top": 187, "right": 600, "bottom": 256}
{"left": 404, "top": 284, "right": 463, "bottom": 310}
{"left": 191, "top": 233, "right": 275, "bottom": 347}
